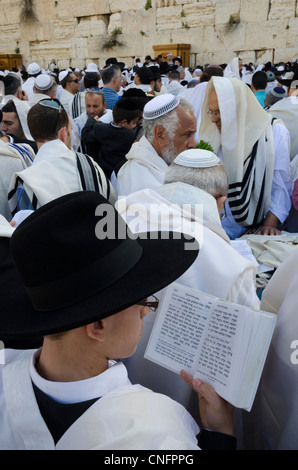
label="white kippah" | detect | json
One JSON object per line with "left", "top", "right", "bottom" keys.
{"left": 27, "top": 62, "right": 41, "bottom": 75}
{"left": 85, "top": 62, "right": 99, "bottom": 73}
{"left": 34, "top": 74, "right": 54, "bottom": 91}
{"left": 58, "top": 70, "right": 68, "bottom": 82}
{"left": 174, "top": 149, "right": 221, "bottom": 168}
{"left": 143, "top": 94, "right": 180, "bottom": 120}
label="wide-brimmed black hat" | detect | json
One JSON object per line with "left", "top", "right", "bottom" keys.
{"left": 2, "top": 191, "right": 199, "bottom": 338}
{"left": 277, "top": 66, "right": 298, "bottom": 88}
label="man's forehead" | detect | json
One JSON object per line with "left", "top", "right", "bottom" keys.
{"left": 2, "top": 111, "right": 18, "bottom": 121}
{"left": 209, "top": 89, "right": 219, "bottom": 106}
{"left": 85, "top": 93, "right": 103, "bottom": 104}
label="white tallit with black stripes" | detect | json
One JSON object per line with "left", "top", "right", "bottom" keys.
{"left": 199, "top": 76, "right": 275, "bottom": 227}
{"left": 8, "top": 139, "right": 116, "bottom": 215}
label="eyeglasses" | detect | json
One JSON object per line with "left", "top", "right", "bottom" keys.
{"left": 39, "top": 98, "right": 63, "bottom": 112}
{"left": 137, "top": 295, "right": 159, "bottom": 312}
{"left": 70, "top": 79, "right": 79, "bottom": 83}
{"left": 207, "top": 109, "right": 220, "bottom": 117}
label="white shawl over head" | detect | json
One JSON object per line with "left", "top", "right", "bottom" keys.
{"left": 199, "top": 76, "right": 275, "bottom": 226}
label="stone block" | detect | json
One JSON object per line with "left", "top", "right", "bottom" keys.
{"left": 183, "top": 2, "right": 216, "bottom": 27}
{"left": 215, "top": 0, "right": 240, "bottom": 25}
{"left": 107, "top": 12, "right": 121, "bottom": 34}
{"left": 240, "top": 0, "right": 269, "bottom": 23}
{"left": 121, "top": 7, "right": 156, "bottom": 34}
{"left": 57, "top": 0, "right": 110, "bottom": 18}
{"left": 286, "top": 17, "right": 298, "bottom": 48}
{"left": 75, "top": 16, "right": 108, "bottom": 38}
{"left": 110, "top": 0, "right": 145, "bottom": 12}
{"left": 268, "top": 0, "right": 296, "bottom": 20}
{"left": 156, "top": 6, "right": 183, "bottom": 30}
{"left": 245, "top": 19, "right": 288, "bottom": 50}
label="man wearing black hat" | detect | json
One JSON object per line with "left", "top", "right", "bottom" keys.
{"left": 0, "top": 191, "right": 235, "bottom": 449}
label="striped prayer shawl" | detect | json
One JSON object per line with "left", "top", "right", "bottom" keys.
{"left": 228, "top": 140, "right": 266, "bottom": 226}
{"left": 71, "top": 93, "right": 82, "bottom": 119}
{"left": 8, "top": 152, "right": 112, "bottom": 215}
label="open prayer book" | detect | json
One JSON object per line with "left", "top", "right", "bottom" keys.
{"left": 144, "top": 282, "right": 276, "bottom": 411}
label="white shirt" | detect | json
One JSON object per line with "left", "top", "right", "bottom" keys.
{"left": 0, "top": 348, "right": 200, "bottom": 449}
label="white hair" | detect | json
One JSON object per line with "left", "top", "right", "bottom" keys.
{"left": 143, "top": 99, "right": 194, "bottom": 143}
{"left": 164, "top": 161, "right": 229, "bottom": 197}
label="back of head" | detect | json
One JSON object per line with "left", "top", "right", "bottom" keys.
{"left": 27, "top": 99, "right": 69, "bottom": 142}
{"left": 200, "top": 65, "right": 223, "bottom": 83}
{"left": 135, "top": 66, "right": 154, "bottom": 85}
{"left": 112, "top": 94, "right": 142, "bottom": 124}
{"left": 2, "top": 74, "right": 21, "bottom": 96}
{"left": 252, "top": 71, "right": 268, "bottom": 90}
{"left": 264, "top": 86, "right": 286, "bottom": 108}
{"left": 164, "top": 148, "right": 228, "bottom": 197}
{"left": 101, "top": 64, "right": 121, "bottom": 85}
{"left": 83, "top": 72, "right": 99, "bottom": 89}
{"left": 34, "top": 74, "right": 57, "bottom": 97}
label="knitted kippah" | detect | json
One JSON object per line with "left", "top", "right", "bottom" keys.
{"left": 143, "top": 93, "right": 180, "bottom": 120}
{"left": 271, "top": 86, "right": 286, "bottom": 98}
{"left": 174, "top": 149, "right": 221, "bottom": 168}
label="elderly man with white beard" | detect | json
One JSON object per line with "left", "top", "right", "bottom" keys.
{"left": 116, "top": 94, "right": 197, "bottom": 197}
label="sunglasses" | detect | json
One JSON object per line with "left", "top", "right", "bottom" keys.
{"left": 70, "top": 79, "right": 79, "bottom": 83}
{"left": 137, "top": 295, "right": 159, "bottom": 312}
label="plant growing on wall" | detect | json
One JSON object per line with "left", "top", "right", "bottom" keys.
{"left": 225, "top": 14, "right": 240, "bottom": 33}
{"left": 102, "top": 27, "right": 125, "bottom": 50}
{"left": 20, "top": 0, "right": 38, "bottom": 23}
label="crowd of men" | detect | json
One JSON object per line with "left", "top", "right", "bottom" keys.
{"left": 0, "top": 51, "right": 297, "bottom": 450}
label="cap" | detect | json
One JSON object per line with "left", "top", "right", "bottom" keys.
{"left": 34, "top": 74, "right": 54, "bottom": 91}
{"left": 85, "top": 62, "right": 99, "bottom": 74}
{"left": 58, "top": 70, "right": 68, "bottom": 82}
{"left": 270, "top": 87, "right": 286, "bottom": 98}
{"left": 27, "top": 62, "right": 41, "bottom": 75}
{"left": 143, "top": 94, "right": 180, "bottom": 120}
{"left": 174, "top": 149, "right": 221, "bottom": 168}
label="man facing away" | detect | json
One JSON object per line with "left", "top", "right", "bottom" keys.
{"left": 116, "top": 93, "right": 197, "bottom": 197}
{"left": 0, "top": 190, "right": 235, "bottom": 450}
{"left": 8, "top": 98, "right": 115, "bottom": 215}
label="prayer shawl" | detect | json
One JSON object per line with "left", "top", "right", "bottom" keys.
{"left": 117, "top": 135, "right": 168, "bottom": 196}
{"left": 0, "top": 350, "right": 200, "bottom": 450}
{"left": 70, "top": 91, "right": 85, "bottom": 119}
{"left": 184, "top": 81, "right": 208, "bottom": 142}
{"left": 199, "top": 76, "right": 275, "bottom": 227}
{"left": 7, "top": 139, "right": 116, "bottom": 215}
{"left": 117, "top": 184, "right": 259, "bottom": 419}
{"left": 241, "top": 248, "right": 298, "bottom": 450}
{"left": 269, "top": 96, "right": 298, "bottom": 161}
{"left": 224, "top": 57, "right": 241, "bottom": 80}
{"left": 0, "top": 141, "right": 34, "bottom": 219}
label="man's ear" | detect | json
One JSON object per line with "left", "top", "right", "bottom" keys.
{"left": 154, "top": 124, "right": 167, "bottom": 146}
{"left": 57, "top": 126, "right": 68, "bottom": 144}
{"left": 215, "top": 195, "right": 227, "bottom": 215}
{"left": 86, "top": 321, "right": 106, "bottom": 342}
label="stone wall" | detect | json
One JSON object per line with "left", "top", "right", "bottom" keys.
{"left": 0, "top": 0, "right": 297, "bottom": 69}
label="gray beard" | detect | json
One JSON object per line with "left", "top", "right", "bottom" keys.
{"left": 161, "top": 141, "right": 177, "bottom": 165}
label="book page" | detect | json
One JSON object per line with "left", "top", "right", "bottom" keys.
{"left": 145, "top": 283, "right": 212, "bottom": 374}
{"left": 145, "top": 282, "right": 276, "bottom": 409}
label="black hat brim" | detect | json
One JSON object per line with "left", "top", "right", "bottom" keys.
{"left": 0, "top": 232, "right": 199, "bottom": 338}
